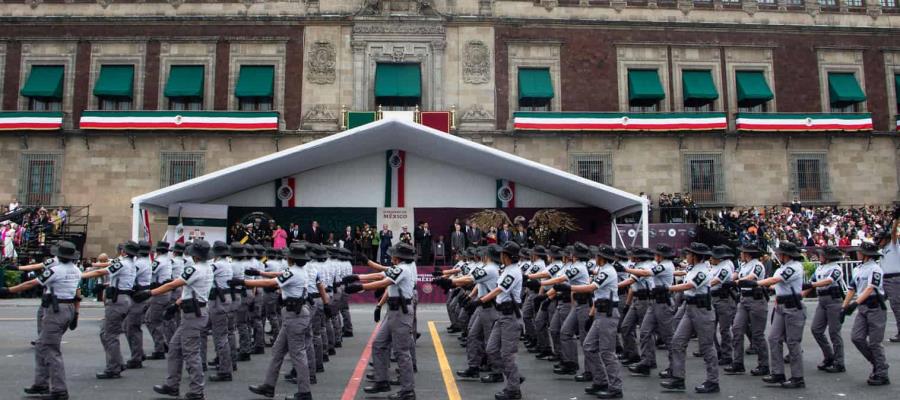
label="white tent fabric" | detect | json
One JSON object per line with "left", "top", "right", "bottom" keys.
{"left": 132, "top": 118, "right": 649, "bottom": 242}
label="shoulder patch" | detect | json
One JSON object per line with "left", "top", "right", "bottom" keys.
{"left": 151, "top": 261, "right": 160, "bottom": 271}
{"left": 718, "top": 269, "right": 730, "bottom": 280}
{"left": 277, "top": 270, "right": 293, "bottom": 283}
{"left": 692, "top": 272, "right": 706, "bottom": 287}
{"left": 548, "top": 265, "right": 561, "bottom": 275}
{"left": 872, "top": 271, "right": 883, "bottom": 286}
{"left": 108, "top": 259, "right": 123, "bottom": 273}
{"left": 472, "top": 267, "right": 487, "bottom": 280}
{"left": 181, "top": 266, "right": 196, "bottom": 281}
{"left": 753, "top": 265, "right": 763, "bottom": 277}
{"left": 781, "top": 267, "right": 795, "bottom": 279}
{"left": 593, "top": 272, "right": 609, "bottom": 285}
{"left": 43, "top": 258, "right": 55, "bottom": 267}
{"left": 530, "top": 264, "right": 542, "bottom": 274}
{"left": 565, "top": 266, "right": 579, "bottom": 279}
{"left": 37, "top": 268, "right": 55, "bottom": 283}
{"left": 499, "top": 275, "right": 515, "bottom": 290}
{"left": 830, "top": 269, "right": 842, "bottom": 281}
{"left": 652, "top": 264, "right": 665, "bottom": 274}
{"left": 385, "top": 266, "right": 402, "bottom": 280}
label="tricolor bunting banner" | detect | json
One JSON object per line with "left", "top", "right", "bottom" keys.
{"left": 513, "top": 112, "right": 727, "bottom": 132}
{"left": 275, "top": 177, "right": 296, "bottom": 208}
{"left": 735, "top": 113, "right": 873, "bottom": 132}
{"left": 80, "top": 111, "right": 278, "bottom": 131}
{"left": 384, "top": 150, "right": 406, "bottom": 208}
{"left": 0, "top": 112, "right": 64, "bottom": 131}
{"left": 496, "top": 179, "right": 516, "bottom": 208}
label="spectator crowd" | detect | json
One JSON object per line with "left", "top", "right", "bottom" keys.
{"left": 1, "top": 198, "right": 69, "bottom": 264}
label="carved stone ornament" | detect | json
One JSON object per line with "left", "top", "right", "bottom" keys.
{"left": 97, "top": 0, "right": 112, "bottom": 8}
{"left": 168, "top": 0, "right": 184, "bottom": 8}
{"left": 303, "top": 104, "right": 337, "bottom": 122}
{"left": 26, "top": 0, "right": 42, "bottom": 9}
{"left": 391, "top": 48, "right": 406, "bottom": 62}
{"left": 805, "top": 2, "right": 820, "bottom": 17}
{"left": 352, "top": 23, "right": 445, "bottom": 35}
{"left": 867, "top": 4, "right": 882, "bottom": 19}
{"left": 307, "top": 41, "right": 336, "bottom": 85}
{"left": 611, "top": 0, "right": 627, "bottom": 12}
{"left": 463, "top": 41, "right": 491, "bottom": 85}
{"left": 540, "top": 0, "right": 558, "bottom": 11}
{"left": 461, "top": 104, "right": 494, "bottom": 122}
{"left": 742, "top": 0, "right": 758, "bottom": 15}
{"left": 241, "top": 0, "right": 254, "bottom": 9}
{"left": 677, "top": 0, "right": 693, "bottom": 15}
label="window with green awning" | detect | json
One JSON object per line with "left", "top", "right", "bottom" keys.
{"left": 627, "top": 69, "right": 665, "bottom": 103}
{"left": 518, "top": 68, "right": 554, "bottom": 101}
{"left": 682, "top": 70, "right": 719, "bottom": 102}
{"left": 895, "top": 74, "right": 900, "bottom": 113}
{"left": 735, "top": 71, "right": 774, "bottom": 106}
{"left": 20, "top": 65, "right": 64, "bottom": 99}
{"left": 93, "top": 65, "right": 135, "bottom": 98}
{"left": 374, "top": 63, "right": 421, "bottom": 109}
{"left": 235, "top": 65, "right": 275, "bottom": 98}
{"left": 164, "top": 65, "right": 204, "bottom": 98}
{"left": 827, "top": 72, "right": 866, "bottom": 105}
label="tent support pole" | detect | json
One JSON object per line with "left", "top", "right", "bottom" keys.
{"left": 641, "top": 201, "right": 649, "bottom": 247}
{"left": 131, "top": 203, "right": 141, "bottom": 241}
{"left": 611, "top": 215, "right": 617, "bottom": 248}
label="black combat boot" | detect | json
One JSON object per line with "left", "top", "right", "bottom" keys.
{"left": 660, "top": 378, "right": 685, "bottom": 390}
{"left": 694, "top": 381, "right": 720, "bottom": 393}
{"left": 455, "top": 367, "right": 481, "bottom": 378}
{"left": 363, "top": 381, "right": 391, "bottom": 394}
{"left": 152, "top": 384, "right": 180, "bottom": 397}
{"left": 248, "top": 384, "right": 275, "bottom": 398}
{"left": 584, "top": 384, "right": 608, "bottom": 395}
{"left": 762, "top": 374, "right": 786, "bottom": 384}
{"left": 780, "top": 377, "right": 805, "bottom": 389}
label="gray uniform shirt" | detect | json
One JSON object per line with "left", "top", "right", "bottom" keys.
{"left": 564, "top": 260, "right": 590, "bottom": 285}
{"left": 850, "top": 260, "right": 885, "bottom": 296}
{"left": 684, "top": 262, "right": 712, "bottom": 297}
{"left": 812, "top": 262, "right": 844, "bottom": 291}
{"left": 497, "top": 263, "right": 523, "bottom": 304}
{"left": 528, "top": 259, "right": 546, "bottom": 276}
{"left": 648, "top": 259, "right": 675, "bottom": 289}
{"left": 171, "top": 256, "right": 185, "bottom": 279}
{"left": 385, "top": 261, "right": 417, "bottom": 299}
{"left": 591, "top": 264, "right": 620, "bottom": 303}
{"left": 880, "top": 240, "right": 899, "bottom": 275}
{"left": 278, "top": 264, "right": 309, "bottom": 299}
{"left": 210, "top": 258, "right": 233, "bottom": 290}
{"left": 180, "top": 261, "right": 213, "bottom": 303}
{"left": 231, "top": 258, "right": 246, "bottom": 283}
{"left": 772, "top": 260, "right": 803, "bottom": 297}
{"left": 37, "top": 261, "right": 82, "bottom": 300}
{"left": 472, "top": 262, "right": 500, "bottom": 297}
{"left": 709, "top": 259, "right": 734, "bottom": 290}
{"left": 151, "top": 254, "right": 173, "bottom": 285}
{"left": 545, "top": 261, "right": 564, "bottom": 279}
{"left": 738, "top": 259, "right": 766, "bottom": 280}
{"left": 305, "top": 261, "right": 321, "bottom": 294}
{"left": 108, "top": 256, "right": 137, "bottom": 290}
{"left": 630, "top": 260, "right": 653, "bottom": 291}
{"left": 134, "top": 256, "right": 152, "bottom": 288}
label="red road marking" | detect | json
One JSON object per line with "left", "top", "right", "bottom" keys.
{"left": 341, "top": 322, "right": 381, "bottom": 400}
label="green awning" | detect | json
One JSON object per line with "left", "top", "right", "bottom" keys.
{"left": 518, "top": 68, "right": 554, "bottom": 101}
{"left": 374, "top": 64, "right": 421, "bottom": 99}
{"left": 894, "top": 74, "right": 900, "bottom": 106}
{"left": 20, "top": 65, "right": 64, "bottom": 99}
{"left": 235, "top": 65, "right": 274, "bottom": 98}
{"left": 93, "top": 65, "right": 134, "bottom": 98}
{"left": 735, "top": 71, "right": 774, "bottom": 104}
{"left": 627, "top": 69, "right": 665, "bottom": 102}
{"left": 828, "top": 72, "right": 866, "bottom": 105}
{"left": 682, "top": 70, "right": 719, "bottom": 101}
{"left": 164, "top": 65, "right": 204, "bottom": 98}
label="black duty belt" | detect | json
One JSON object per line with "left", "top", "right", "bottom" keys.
{"left": 684, "top": 295, "right": 712, "bottom": 309}
{"left": 263, "top": 287, "right": 278, "bottom": 293}
{"left": 116, "top": 290, "right": 134, "bottom": 295}
{"left": 56, "top": 299, "right": 77, "bottom": 303}
{"left": 134, "top": 285, "right": 151, "bottom": 291}
{"left": 775, "top": 295, "right": 802, "bottom": 309}
{"left": 386, "top": 297, "right": 413, "bottom": 311}
{"left": 180, "top": 301, "right": 207, "bottom": 313}
{"left": 481, "top": 300, "right": 495, "bottom": 309}
{"left": 633, "top": 290, "right": 650, "bottom": 300}
{"left": 573, "top": 293, "right": 592, "bottom": 304}
{"left": 593, "top": 299, "right": 619, "bottom": 314}
{"left": 817, "top": 287, "right": 843, "bottom": 298}
{"left": 710, "top": 289, "right": 730, "bottom": 299}
{"left": 496, "top": 301, "right": 520, "bottom": 316}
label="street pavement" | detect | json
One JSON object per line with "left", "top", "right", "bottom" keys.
{"left": 0, "top": 300, "right": 898, "bottom": 399}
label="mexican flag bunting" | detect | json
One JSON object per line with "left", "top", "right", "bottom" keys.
{"left": 275, "top": 177, "right": 296, "bottom": 208}
{"left": 496, "top": 179, "right": 516, "bottom": 208}
{"left": 385, "top": 150, "right": 406, "bottom": 207}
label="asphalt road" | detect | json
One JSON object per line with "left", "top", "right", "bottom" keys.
{"left": 0, "top": 300, "right": 898, "bottom": 400}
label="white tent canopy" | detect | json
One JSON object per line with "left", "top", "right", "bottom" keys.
{"left": 132, "top": 118, "right": 649, "bottom": 245}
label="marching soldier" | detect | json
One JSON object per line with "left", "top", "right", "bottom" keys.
{"left": 545, "top": 242, "right": 592, "bottom": 377}
{"left": 876, "top": 222, "right": 900, "bottom": 343}
{"left": 84, "top": 240, "right": 138, "bottom": 379}
{"left": 248, "top": 243, "right": 316, "bottom": 400}
{"left": 147, "top": 241, "right": 173, "bottom": 360}
{"left": 526, "top": 246, "right": 555, "bottom": 360}
{"left": 344, "top": 243, "right": 419, "bottom": 400}
{"left": 232, "top": 243, "right": 253, "bottom": 361}
{"left": 263, "top": 248, "right": 284, "bottom": 346}
{"left": 481, "top": 242, "right": 525, "bottom": 400}
{"left": 168, "top": 242, "right": 187, "bottom": 339}
{"left": 339, "top": 248, "right": 355, "bottom": 338}
{"left": 1, "top": 241, "right": 82, "bottom": 400}
{"left": 522, "top": 246, "right": 546, "bottom": 352}
{"left": 805, "top": 246, "right": 846, "bottom": 373}
{"left": 439, "top": 251, "right": 468, "bottom": 334}
{"left": 725, "top": 242, "right": 770, "bottom": 376}
{"left": 569, "top": 245, "right": 623, "bottom": 399}
{"left": 125, "top": 240, "right": 153, "bottom": 369}
{"left": 206, "top": 241, "right": 234, "bottom": 382}
{"left": 613, "top": 248, "right": 631, "bottom": 357}
{"left": 133, "top": 240, "right": 214, "bottom": 400}
{"left": 843, "top": 242, "right": 891, "bottom": 386}
{"left": 661, "top": 242, "right": 719, "bottom": 393}
{"left": 547, "top": 246, "right": 574, "bottom": 365}
{"left": 251, "top": 244, "right": 268, "bottom": 354}
{"left": 617, "top": 248, "right": 654, "bottom": 366}
{"left": 708, "top": 245, "right": 737, "bottom": 366}
{"left": 628, "top": 244, "right": 676, "bottom": 376}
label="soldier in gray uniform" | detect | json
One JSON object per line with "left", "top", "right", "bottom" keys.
{"left": 226, "top": 243, "right": 243, "bottom": 362}
{"left": 521, "top": 247, "right": 544, "bottom": 350}
{"left": 339, "top": 248, "right": 355, "bottom": 338}
{"left": 628, "top": 244, "right": 676, "bottom": 376}
{"left": 661, "top": 242, "right": 719, "bottom": 393}
{"left": 724, "top": 242, "right": 770, "bottom": 376}
{"left": 135, "top": 240, "right": 214, "bottom": 400}
{"left": 545, "top": 242, "right": 592, "bottom": 376}
{"left": 875, "top": 222, "right": 900, "bottom": 343}
{"left": 569, "top": 245, "right": 623, "bottom": 399}
{"left": 251, "top": 244, "right": 268, "bottom": 354}
{"left": 612, "top": 248, "right": 631, "bottom": 357}
{"left": 743, "top": 242, "right": 806, "bottom": 388}
{"left": 2, "top": 241, "right": 82, "bottom": 400}
{"left": 805, "top": 246, "right": 847, "bottom": 373}
{"left": 205, "top": 241, "right": 234, "bottom": 381}
{"left": 262, "top": 248, "right": 284, "bottom": 346}
{"left": 84, "top": 240, "right": 139, "bottom": 379}
{"left": 344, "top": 243, "right": 418, "bottom": 400}
{"left": 548, "top": 247, "right": 574, "bottom": 363}
{"left": 248, "top": 243, "right": 315, "bottom": 400}
{"left": 481, "top": 242, "right": 525, "bottom": 400}
{"left": 843, "top": 242, "right": 891, "bottom": 386}
{"left": 617, "top": 248, "right": 654, "bottom": 366}
{"left": 307, "top": 245, "right": 333, "bottom": 371}
{"left": 124, "top": 240, "right": 153, "bottom": 369}
{"left": 708, "top": 245, "right": 737, "bottom": 366}
{"left": 232, "top": 244, "right": 253, "bottom": 361}
{"left": 147, "top": 241, "right": 173, "bottom": 360}
{"left": 526, "top": 246, "right": 554, "bottom": 359}
{"left": 168, "top": 242, "right": 187, "bottom": 339}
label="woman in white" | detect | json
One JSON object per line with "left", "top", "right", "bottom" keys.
{"left": 3, "top": 223, "right": 17, "bottom": 260}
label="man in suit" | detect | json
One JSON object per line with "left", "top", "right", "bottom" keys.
{"left": 306, "top": 220, "right": 323, "bottom": 244}
{"left": 512, "top": 224, "right": 527, "bottom": 246}
{"left": 379, "top": 224, "right": 393, "bottom": 263}
{"left": 450, "top": 224, "right": 466, "bottom": 257}
{"left": 498, "top": 223, "right": 512, "bottom": 245}
{"left": 466, "top": 222, "right": 483, "bottom": 247}
{"left": 289, "top": 223, "right": 301, "bottom": 243}
{"left": 420, "top": 222, "right": 433, "bottom": 265}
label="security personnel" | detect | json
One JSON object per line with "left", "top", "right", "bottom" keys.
{"left": 9, "top": 253, "right": 65, "bottom": 341}
{"left": 84, "top": 240, "right": 138, "bottom": 379}
{"left": 613, "top": 248, "right": 631, "bottom": 357}
{"left": 661, "top": 242, "right": 719, "bottom": 393}
{"left": 1, "top": 241, "right": 82, "bottom": 400}
{"left": 248, "top": 243, "right": 315, "bottom": 400}
{"left": 876, "top": 222, "right": 900, "bottom": 343}
{"left": 618, "top": 248, "right": 654, "bottom": 366}
{"left": 548, "top": 246, "right": 574, "bottom": 364}
{"left": 480, "top": 242, "right": 524, "bottom": 400}
{"left": 740, "top": 242, "right": 805, "bottom": 388}
{"left": 843, "top": 242, "right": 891, "bottom": 386}
{"left": 232, "top": 243, "right": 253, "bottom": 361}
{"left": 628, "top": 244, "right": 676, "bottom": 376}
{"left": 321, "top": 247, "right": 338, "bottom": 355}
{"left": 251, "top": 244, "right": 268, "bottom": 354}
{"left": 339, "top": 248, "right": 355, "bottom": 338}
{"left": 206, "top": 241, "right": 234, "bottom": 382}
{"left": 439, "top": 251, "right": 468, "bottom": 333}
{"left": 545, "top": 242, "right": 592, "bottom": 376}
{"left": 725, "top": 242, "right": 769, "bottom": 376}
{"left": 168, "top": 243, "right": 187, "bottom": 339}
{"left": 125, "top": 240, "right": 153, "bottom": 369}
{"left": 345, "top": 242, "right": 418, "bottom": 400}
{"left": 307, "top": 244, "right": 333, "bottom": 371}
{"left": 708, "top": 245, "right": 737, "bottom": 366}
{"left": 526, "top": 246, "right": 555, "bottom": 359}
{"left": 805, "top": 246, "right": 846, "bottom": 373}
{"left": 569, "top": 245, "right": 623, "bottom": 399}
{"left": 147, "top": 241, "right": 173, "bottom": 360}
{"left": 134, "top": 239, "right": 214, "bottom": 400}
{"left": 263, "top": 248, "right": 284, "bottom": 346}
{"left": 521, "top": 246, "right": 546, "bottom": 351}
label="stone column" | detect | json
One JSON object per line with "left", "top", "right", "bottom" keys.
{"left": 431, "top": 40, "right": 446, "bottom": 111}
{"left": 351, "top": 40, "right": 368, "bottom": 110}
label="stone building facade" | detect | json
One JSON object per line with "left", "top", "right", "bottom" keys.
{"left": 0, "top": 0, "right": 899, "bottom": 254}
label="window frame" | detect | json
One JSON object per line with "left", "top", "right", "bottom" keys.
{"left": 681, "top": 152, "right": 726, "bottom": 204}
{"left": 569, "top": 153, "right": 614, "bottom": 186}
{"left": 18, "top": 152, "right": 63, "bottom": 206}
{"left": 789, "top": 152, "right": 832, "bottom": 203}
{"left": 160, "top": 152, "right": 205, "bottom": 188}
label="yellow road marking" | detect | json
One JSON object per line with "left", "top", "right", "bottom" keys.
{"left": 428, "top": 321, "right": 462, "bottom": 400}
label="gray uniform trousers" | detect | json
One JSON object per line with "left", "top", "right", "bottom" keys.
{"left": 331, "top": 289, "right": 344, "bottom": 344}
{"left": 228, "top": 295, "right": 241, "bottom": 356}
{"left": 125, "top": 299, "right": 150, "bottom": 363}
{"left": 340, "top": 287, "right": 353, "bottom": 334}
{"left": 811, "top": 295, "right": 844, "bottom": 366}
{"left": 34, "top": 303, "right": 75, "bottom": 393}
{"left": 883, "top": 276, "right": 900, "bottom": 335}
{"left": 561, "top": 301, "right": 592, "bottom": 371}
{"left": 166, "top": 308, "right": 208, "bottom": 396}
{"left": 670, "top": 304, "right": 718, "bottom": 383}
{"left": 324, "top": 292, "right": 336, "bottom": 351}
{"left": 207, "top": 296, "right": 233, "bottom": 374}
{"left": 533, "top": 298, "right": 552, "bottom": 352}
{"left": 252, "top": 291, "right": 266, "bottom": 349}
{"left": 36, "top": 306, "right": 45, "bottom": 335}
{"left": 851, "top": 304, "right": 889, "bottom": 379}
{"left": 265, "top": 307, "right": 312, "bottom": 394}
{"left": 165, "top": 289, "right": 182, "bottom": 342}
{"left": 486, "top": 311, "right": 523, "bottom": 393}
{"left": 712, "top": 296, "right": 736, "bottom": 361}
{"left": 263, "top": 290, "right": 282, "bottom": 341}
{"left": 100, "top": 294, "right": 133, "bottom": 373}
{"left": 467, "top": 306, "right": 499, "bottom": 369}
{"left": 638, "top": 301, "right": 675, "bottom": 368}
{"left": 311, "top": 298, "right": 326, "bottom": 369}
{"left": 731, "top": 297, "right": 769, "bottom": 368}
{"left": 620, "top": 299, "right": 649, "bottom": 360}
{"left": 237, "top": 292, "right": 254, "bottom": 354}
{"left": 521, "top": 290, "right": 537, "bottom": 341}
{"left": 549, "top": 300, "right": 571, "bottom": 357}
{"left": 446, "top": 288, "right": 460, "bottom": 329}
{"left": 146, "top": 295, "right": 171, "bottom": 354}
{"left": 767, "top": 304, "right": 805, "bottom": 378}
{"left": 373, "top": 307, "right": 416, "bottom": 394}
{"left": 584, "top": 310, "right": 622, "bottom": 392}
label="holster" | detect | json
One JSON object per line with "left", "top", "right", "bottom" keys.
{"left": 817, "top": 286, "right": 843, "bottom": 299}
{"left": 776, "top": 295, "right": 802, "bottom": 309}
{"left": 594, "top": 299, "right": 618, "bottom": 316}
{"left": 283, "top": 297, "right": 307, "bottom": 313}
{"left": 573, "top": 292, "right": 592, "bottom": 305}
{"left": 211, "top": 286, "right": 226, "bottom": 303}
{"left": 685, "top": 295, "right": 711, "bottom": 309}
{"left": 633, "top": 289, "right": 650, "bottom": 300}
{"left": 106, "top": 287, "right": 120, "bottom": 303}
{"left": 387, "top": 297, "right": 412, "bottom": 314}
{"left": 496, "top": 301, "right": 520, "bottom": 316}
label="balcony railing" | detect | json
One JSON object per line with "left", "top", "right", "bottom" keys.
{"left": 342, "top": 105, "right": 456, "bottom": 132}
